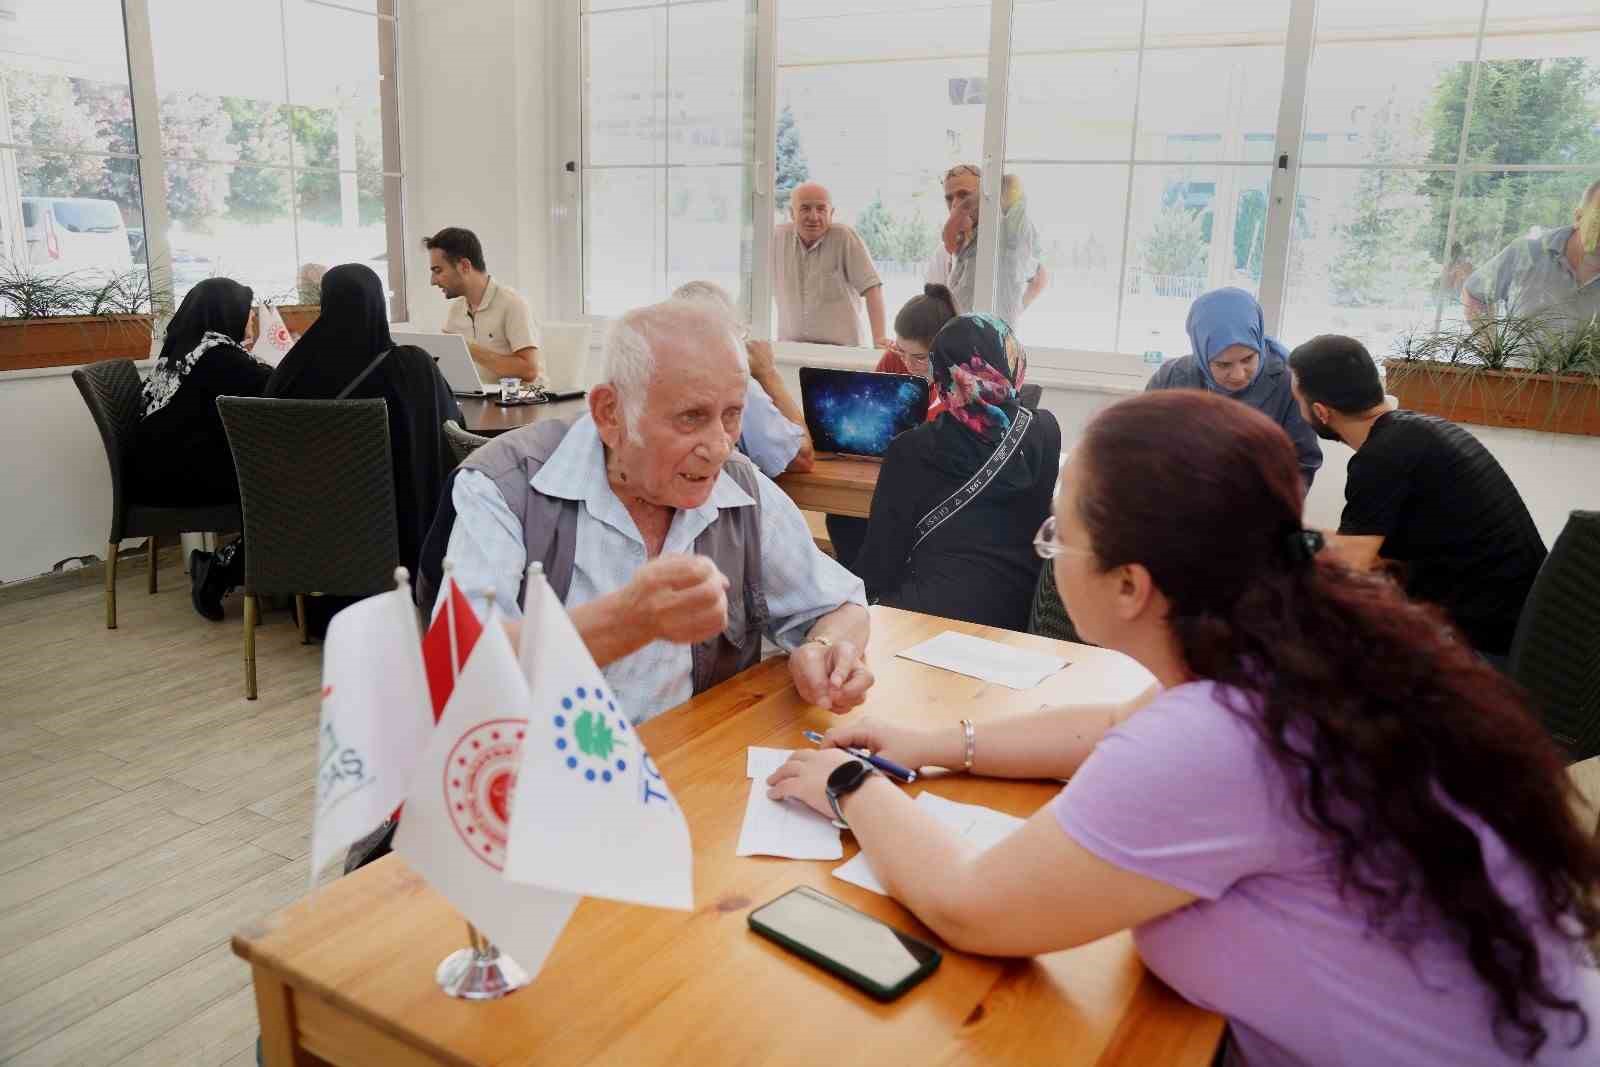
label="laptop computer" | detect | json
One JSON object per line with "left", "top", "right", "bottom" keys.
{"left": 799, "top": 367, "right": 930, "bottom": 459}
{"left": 393, "top": 331, "right": 490, "bottom": 396}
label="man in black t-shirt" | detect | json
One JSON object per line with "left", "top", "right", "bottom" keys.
{"left": 1287, "top": 335, "right": 1546, "bottom": 657}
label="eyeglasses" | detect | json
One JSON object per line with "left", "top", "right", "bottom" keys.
{"left": 1033, "top": 516, "right": 1094, "bottom": 561}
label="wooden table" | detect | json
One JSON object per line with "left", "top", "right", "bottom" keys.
{"left": 775, "top": 455, "right": 882, "bottom": 519}
{"left": 234, "top": 607, "right": 1222, "bottom": 1066}
{"left": 457, "top": 396, "right": 589, "bottom": 437}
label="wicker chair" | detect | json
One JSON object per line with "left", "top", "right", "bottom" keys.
{"left": 443, "top": 419, "right": 490, "bottom": 466}
{"left": 72, "top": 359, "right": 242, "bottom": 629}
{"left": 1018, "top": 383, "right": 1043, "bottom": 412}
{"left": 1508, "top": 511, "right": 1600, "bottom": 764}
{"left": 217, "top": 397, "right": 400, "bottom": 699}
{"left": 1028, "top": 560, "right": 1085, "bottom": 644}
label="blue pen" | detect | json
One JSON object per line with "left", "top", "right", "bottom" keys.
{"left": 802, "top": 730, "right": 917, "bottom": 783}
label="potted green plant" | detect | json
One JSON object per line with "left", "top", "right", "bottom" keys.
{"left": 271, "top": 263, "right": 327, "bottom": 336}
{"left": 1383, "top": 312, "right": 1600, "bottom": 437}
{"left": 0, "top": 263, "right": 169, "bottom": 372}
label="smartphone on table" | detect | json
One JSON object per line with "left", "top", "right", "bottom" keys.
{"left": 748, "top": 886, "right": 941, "bottom": 1002}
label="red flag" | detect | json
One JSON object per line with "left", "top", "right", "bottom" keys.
{"left": 422, "top": 577, "right": 483, "bottom": 722}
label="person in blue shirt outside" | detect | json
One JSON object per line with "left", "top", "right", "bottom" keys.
{"left": 1146, "top": 287, "right": 1322, "bottom": 489}
{"left": 672, "top": 280, "right": 815, "bottom": 477}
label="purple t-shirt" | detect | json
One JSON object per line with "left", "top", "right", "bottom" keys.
{"left": 1053, "top": 680, "right": 1600, "bottom": 1067}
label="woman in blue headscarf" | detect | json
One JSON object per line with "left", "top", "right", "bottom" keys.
{"left": 1147, "top": 287, "right": 1322, "bottom": 488}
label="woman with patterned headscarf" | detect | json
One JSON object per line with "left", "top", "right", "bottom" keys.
{"left": 1147, "top": 287, "right": 1322, "bottom": 488}
{"left": 851, "top": 313, "right": 1060, "bottom": 630}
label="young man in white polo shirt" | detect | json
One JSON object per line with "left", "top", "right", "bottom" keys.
{"left": 424, "top": 227, "right": 542, "bottom": 381}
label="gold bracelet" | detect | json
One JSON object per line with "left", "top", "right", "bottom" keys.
{"left": 960, "top": 718, "right": 975, "bottom": 772}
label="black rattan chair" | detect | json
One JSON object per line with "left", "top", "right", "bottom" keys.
{"left": 73, "top": 359, "right": 241, "bottom": 629}
{"left": 443, "top": 419, "right": 490, "bottom": 466}
{"left": 1508, "top": 511, "right": 1600, "bottom": 764}
{"left": 218, "top": 397, "right": 400, "bottom": 699}
{"left": 1018, "top": 383, "right": 1043, "bottom": 412}
{"left": 1028, "top": 560, "right": 1086, "bottom": 644}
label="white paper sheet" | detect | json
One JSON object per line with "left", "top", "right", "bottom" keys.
{"left": 736, "top": 747, "right": 843, "bottom": 861}
{"left": 832, "top": 793, "right": 1026, "bottom": 896}
{"left": 896, "top": 630, "right": 1067, "bottom": 690}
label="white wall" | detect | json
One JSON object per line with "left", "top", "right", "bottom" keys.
{"left": 0, "top": 0, "right": 556, "bottom": 586}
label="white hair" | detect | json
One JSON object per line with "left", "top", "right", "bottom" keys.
{"left": 601, "top": 299, "right": 748, "bottom": 442}
{"left": 670, "top": 280, "right": 751, "bottom": 341}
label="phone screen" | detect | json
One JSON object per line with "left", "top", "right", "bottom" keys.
{"left": 750, "top": 887, "right": 938, "bottom": 992}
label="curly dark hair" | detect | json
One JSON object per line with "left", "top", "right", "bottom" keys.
{"left": 1075, "top": 390, "right": 1600, "bottom": 1059}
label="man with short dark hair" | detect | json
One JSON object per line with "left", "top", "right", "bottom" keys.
{"left": 423, "top": 226, "right": 541, "bottom": 382}
{"left": 1288, "top": 334, "right": 1546, "bottom": 659}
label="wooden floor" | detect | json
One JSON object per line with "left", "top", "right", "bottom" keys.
{"left": 1, "top": 554, "right": 1598, "bottom": 1067}
{"left": 0, "top": 556, "right": 324, "bottom": 1066}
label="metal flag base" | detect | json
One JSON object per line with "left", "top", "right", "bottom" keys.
{"left": 434, "top": 943, "right": 530, "bottom": 1000}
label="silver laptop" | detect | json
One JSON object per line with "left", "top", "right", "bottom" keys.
{"left": 393, "top": 331, "right": 490, "bottom": 396}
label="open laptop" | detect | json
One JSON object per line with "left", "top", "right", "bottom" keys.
{"left": 799, "top": 367, "right": 930, "bottom": 459}
{"left": 393, "top": 331, "right": 489, "bottom": 396}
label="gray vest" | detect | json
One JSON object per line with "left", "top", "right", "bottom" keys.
{"left": 461, "top": 419, "right": 770, "bottom": 696}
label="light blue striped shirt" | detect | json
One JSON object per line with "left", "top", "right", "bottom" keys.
{"left": 737, "top": 378, "right": 807, "bottom": 477}
{"left": 441, "top": 415, "right": 865, "bottom": 723}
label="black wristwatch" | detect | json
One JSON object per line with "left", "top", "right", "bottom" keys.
{"left": 825, "top": 759, "right": 876, "bottom": 830}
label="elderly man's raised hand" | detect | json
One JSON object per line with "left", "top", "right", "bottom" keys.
{"left": 629, "top": 554, "right": 730, "bottom": 646}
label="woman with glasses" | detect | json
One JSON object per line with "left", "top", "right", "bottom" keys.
{"left": 768, "top": 389, "right": 1600, "bottom": 1067}
{"left": 848, "top": 313, "right": 1060, "bottom": 631}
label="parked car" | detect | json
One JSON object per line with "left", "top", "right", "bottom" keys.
{"left": 20, "top": 197, "right": 134, "bottom": 277}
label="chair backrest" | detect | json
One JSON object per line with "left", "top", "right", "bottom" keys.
{"left": 1018, "top": 383, "right": 1043, "bottom": 412}
{"left": 71, "top": 359, "right": 144, "bottom": 541}
{"left": 540, "top": 321, "right": 595, "bottom": 391}
{"left": 1508, "top": 510, "right": 1600, "bottom": 763}
{"left": 443, "top": 419, "right": 490, "bottom": 467}
{"left": 217, "top": 397, "right": 400, "bottom": 598}
{"left": 1028, "top": 559, "right": 1085, "bottom": 644}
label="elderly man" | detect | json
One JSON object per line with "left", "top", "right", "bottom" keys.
{"left": 429, "top": 299, "right": 872, "bottom": 723}
{"left": 672, "top": 280, "right": 814, "bottom": 476}
{"left": 929, "top": 164, "right": 1048, "bottom": 328}
{"left": 774, "top": 182, "right": 888, "bottom": 348}
{"left": 1463, "top": 177, "right": 1600, "bottom": 331}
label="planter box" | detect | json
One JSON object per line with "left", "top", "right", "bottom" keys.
{"left": 1384, "top": 359, "right": 1600, "bottom": 438}
{"left": 0, "top": 315, "right": 154, "bottom": 372}
{"left": 276, "top": 304, "right": 320, "bottom": 336}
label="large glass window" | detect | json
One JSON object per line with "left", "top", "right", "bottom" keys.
{"left": 581, "top": 0, "right": 757, "bottom": 317}
{"left": 0, "top": 1, "right": 148, "bottom": 293}
{"left": 773, "top": 0, "right": 992, "bottom": 337}
{"left": 1002, "top": 0, "right": 1290, "bottom": 360}
{"left": 149, "top": 0, "right": 405, "bottom": 317}
{"left": 1283, "top": 0, "right": 1600, "bottom": 357}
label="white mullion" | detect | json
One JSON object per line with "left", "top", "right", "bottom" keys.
{"left": 661, "top": 3, "right": 672, "bottom": 299}
{"left": 1110, "top": 0, "right": 1151, "bottom": 354}
{"left": 551, "top": 0, "right": 584, "bottom": 321}
{"left": 278, "top": 0, "right": 303, "bottom": 298}
{"left": 971, "top": 0, "right": 1014, "bottom": 318}
{"left": 1433, "top": 0, "right": 1490, "bottom": 331}
{"left": 1257, "top": 0, "right": 1317, "bottom": 336}
{"left": 0, "top": 143, "right": 142, "bottom": 162}
{"left": 750, "top": 0, "right": 778, "bottom": 338}
{"left": 121, "top": 0, "right": 171, "bottom": 315}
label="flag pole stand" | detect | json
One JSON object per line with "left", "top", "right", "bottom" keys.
{"left": 435, "top": 923, "right": 530, "bottom": 1000}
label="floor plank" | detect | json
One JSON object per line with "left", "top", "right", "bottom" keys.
{"left": 0, "top": 779, "right": 207, "bottom": 876}
{"left": 116, "top": 984, "right": 262, "bottom": 1067}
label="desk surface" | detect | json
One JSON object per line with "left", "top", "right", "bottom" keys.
{"left": 457, "top": 395, "right": 588, "bottom": 437}
{"left": 234, "top": 607, "right": 1221, "bottom": 1067}
{"left": 775, "top": 456, "right": 882, "bottom": 519}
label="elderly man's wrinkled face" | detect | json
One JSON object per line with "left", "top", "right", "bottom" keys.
{"left": 791, "top": 185, "right": 833, "bottom": 246}
{"left": 613, "top": 336, "right": 748, "bottom": 511}
{"left": 944, "top": 171, "right": 980, "bottom": 215}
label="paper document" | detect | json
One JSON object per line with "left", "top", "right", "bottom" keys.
{"left": 896, "top": 630, "right": 1067, "bottom": 690}
{"left": 832, "top": 793, "right": 1025, "bottom": 896}
{"left": 736, "top": 747, "right": 843, "bottom": 861}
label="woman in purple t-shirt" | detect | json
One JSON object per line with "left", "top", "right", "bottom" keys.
{"left": 768, "top": 390, "right": 1600, "bottom": 1065}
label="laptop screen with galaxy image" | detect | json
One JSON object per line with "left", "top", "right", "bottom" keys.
{"left": 799, "top": 367, "right": 930, "bottom": 459}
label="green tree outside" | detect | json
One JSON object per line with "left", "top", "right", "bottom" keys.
{"left": 774, "top": 104, "right": 809, "bottom": 214}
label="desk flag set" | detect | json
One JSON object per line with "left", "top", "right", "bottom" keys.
{"left": 310, "top": 564, "right": 694, "bottom": 1000}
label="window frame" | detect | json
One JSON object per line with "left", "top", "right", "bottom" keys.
{"left": 0, "top": 0, "right": 408, "bottom": 371}
{"left": 557, "top": 0, "right": 1600, "bottom": 386}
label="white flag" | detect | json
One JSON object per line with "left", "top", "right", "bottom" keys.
{"left": 504, "top": 572, "right": 694, "bottom": 911}
{"left": 394, "top": 617, "right": 579, "bottom": 973}
{"left": 309, "top": 588, "right": 433, "bottom": 881}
